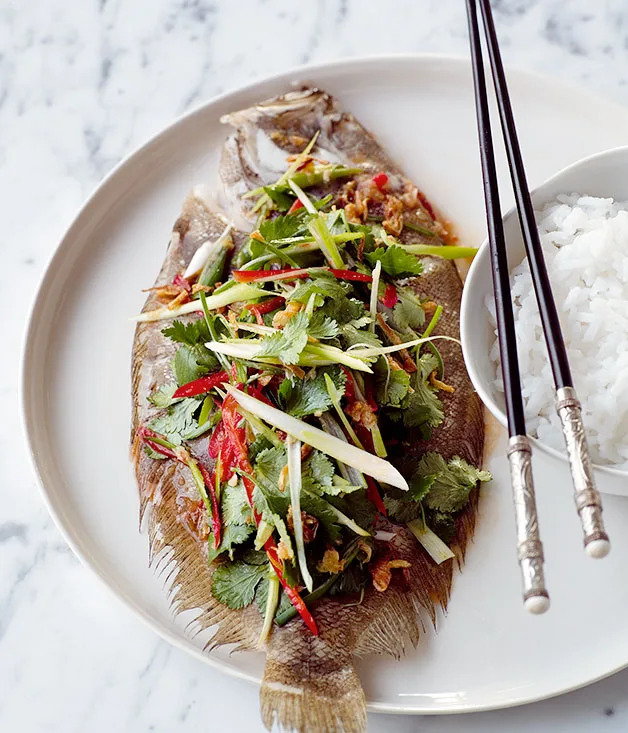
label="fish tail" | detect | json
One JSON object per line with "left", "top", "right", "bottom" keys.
{"left": 260, "top": 629, "right": 366, "bottom": 733}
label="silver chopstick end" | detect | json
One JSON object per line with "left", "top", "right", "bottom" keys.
{"left": 507, "top": 435, "right": 549, "bottom": 612}
{"left": 555, "top": 387, "right": 610, "bottom": 558}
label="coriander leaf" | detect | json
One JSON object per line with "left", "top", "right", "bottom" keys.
{"left": 277, "top": 378, "right": 293, "bottom": 406}
{"left": 162, "top": 318, "right": 210, "bottom": 347}
{"left": 172, "top": 346, "right": 209, "bottom": 386}
{"left": 263, "top": 186, "right": 294, "bottom": 212}
{"left": 148, "top": 397, "right": 199, "bottom": 445}
{"left": 427, "top": 510, "right": 457, "bottom": 543}
{"left": 374, "top": 361, "right": 411, "bottom": 407}
{"left": 307, "top": 312, "right": 339, "bottom": 340}
{"left": 401, "top": 353, "right": 443, "bottom": 439}
{"left": 339, "top": 324, "right": 382, "bottom": 349}
{"left": 421, "top": 452, "right": 491, "bottom": 513}
{"left": 207, "top": 523, "right": 254, "bottom": 565}
{"left": 253, "top": 447, "right": 344, "bottom": 542}
{"left": 259, "top": 214, "right": 302, "bottom": 242}
{"left": 383, "top": 494, "right": 420, "bottom": 523}
{"left": 221, "top": 482, "right": 254, "bottom": 527}
{"left": 347, "top": 222, "right": 375, "bottom": 252}
{"left": 329, "top": 563, "right": 368, "bottom": 597}
{"left": 409, "top": 471, "right": 436, "bottom": 503}
{"left": 346, "top": 314, "right": 373, "bottom": 329}
{"left": 307, "top": 475, "right": 363, "bottom": 497}
{"left": 255, "top": 310, "right": 309, "bottom": 364}
{"left": 148, "top": 383, "right": 181, "bottom": 409}
{"left": 366, "top": 245, "right": 423, "bottom": 278}
{"left": 383, "top": 470, "right": 435, "bottom": 523}
{"left": 192, "top": 344, "right": 220, "bottom": 370}
{"left": 211, "top": 560, "right": 267, "bottom": 609}
{"left": 320, "top": 296, "right": 365, "bottom": 326}
{"left": 241, "top": 549, "right": 268, "bottom": 565}
{"left": 392, "top": 295, "right": 425, "bottom": 331}
{"left": 254, "top": 446, "right": 287, "bottom": 492}
{"left": 283, "top": 366, "right": 345, "bottom": 418}
{"left": 330, "top": 490, "right": 377, "bottom": 530}
{"left": 301, "top": 492, "right": 343, "bottom": 543}
{"left": 289, "top": 274, "right": 350, "bottom": 306}
{"left": 255, "top": 581, "right": 294, "bottom": 618}
{"left": 307, "top": 451, "right": 334, "bottom": 488}
{"left": 248, "top": 434, "right": 274, "bottom": 463}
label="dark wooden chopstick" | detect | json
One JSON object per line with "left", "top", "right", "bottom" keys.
{"left": 476, "top": 0, "right": 610, "bottom": 560}
{"left": 465, "top": 0, "right": 549, "bottom": 613}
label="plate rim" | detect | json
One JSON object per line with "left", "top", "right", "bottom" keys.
{"left": 20, "top": 52, "right": 628, "bottom": 715}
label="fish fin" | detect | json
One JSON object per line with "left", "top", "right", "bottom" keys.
{"left": 134, "top": 450, "right": 262, "bottom": 649}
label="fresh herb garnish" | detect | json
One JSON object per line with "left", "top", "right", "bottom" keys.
{"left": 365, "top": 245, "right": 423, "bottom": 278}
{"left": 211, "top": 559, "right": 268, "bottom": 609}
{"left": 279, "top": 367, "right": 346, "bottom": 418}
{"left": 148, "top": 397, "right": 200, "bottom": 445}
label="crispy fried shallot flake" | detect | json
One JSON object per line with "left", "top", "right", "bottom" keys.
{"left": 317, "top": 548, "right": 345, "bottom": 574}
{"left": 370, "top": 557, "right": 412, "bottom": 592}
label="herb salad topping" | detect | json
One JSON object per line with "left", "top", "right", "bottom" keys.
{"left": 135, "top": 142, "right": 490, "bottom": 640}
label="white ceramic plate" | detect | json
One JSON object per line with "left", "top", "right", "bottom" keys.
{"left": 22, "top": 55, "right": 628, "bottom": 715}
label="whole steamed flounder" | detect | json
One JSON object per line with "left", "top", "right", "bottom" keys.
{"left": 131, "top": 87, "right": 484, "bottom": 733}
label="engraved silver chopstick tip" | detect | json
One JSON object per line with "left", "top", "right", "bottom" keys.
{"left": 555, "top": 387, "right": 610, "bottom": 558}
{"left": 507, "top": 435, "right": 549, "bottom": 613}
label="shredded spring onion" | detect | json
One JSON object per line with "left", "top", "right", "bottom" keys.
{"left": 133, "top": 283, "right": 271, "bottom": 322}
{"left": 400, "top": 244, "right": 478, "bottom": 259}
{"left": 287, "top": 436, "right": 313, "bottom": 591}
{"left": 184, "top": 223, "right": 233, "bottom": 278}
{"left": 288, "top": 179, "right": 318, "bottom": 215}
{"left": 223, "top": 385, "right": 408, "bottom": 490}
{"left": 369, "top": 260, "right": 382, "bottom": 333}
{"left": 307, "top": 215, "right": 345, "bottom": 269}
{"left": 324, "top": 374, "right": 363, "bottom": 449}
{"left": 407, "top": 519, "right": 455, "bottom": 564}
{"left": 318, "top": 413, "right": 367, "bottom": 488}
{"left": 257, "top": 571, "right": 280, "bottom": 647}
{"left": 205, "top": 340, "right": 374, "bottom": 372}
{"left": 347, "top": 334, "right": 460, "bottom": 359}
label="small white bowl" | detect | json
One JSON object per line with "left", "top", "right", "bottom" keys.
{"left": 461, "top": 145, "right": 628, "bottom": 496}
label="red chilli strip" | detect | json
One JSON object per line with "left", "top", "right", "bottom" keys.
{"left": 266, "top": 542, "right": 319, "bottom": 636}
{"left": 232, "top": 268, "right": 311, "bottom": 283}
{"left": 416, "top": 190, "right": 436, "bottom": 220}
{"left": 372, "top": 172, "right": 389, "bottom": 191}
{"left": 340, "top": 366, "right": 356, "bottom": 402}
{"left": 245, "top": 296, "right": 285, "bottom": 316}
{"left": 172, "top": 371, "right": 230, "bottom": 399}
{"left": 138, "top": 427, "right": 178, "bottom": 459}
{"left": 287, "top": 198, "right": 304, "bottom": 214}
{"left": 365, "top": 475, "right": 387, "bottom": 517}
{"left": 144, "top": 439, "right": 177, "bottom": 461}
{"left": 247, "top": 385, "right": 274, "bottom": 407}
{"left": 197, "top": 462, "right": 222, "bottom": 548}
{"left": 172, "top": 272, "right": 192, "bottom": 292}
{"left": 208, "top": 421, "right": 226, "bottom": 459}
{"left": 381, "top": 283, "right": 398, "bottom": 309}
{"left": 330, "top": 269, "right": 372, "bottom": 283}
{"left": 363, "top": 376, "right": 378, "bottom": 413}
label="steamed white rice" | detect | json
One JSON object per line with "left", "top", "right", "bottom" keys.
{"left": 488, "top": 193, "right": 628, "bottom": 469}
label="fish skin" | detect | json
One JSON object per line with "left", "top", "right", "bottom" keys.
{"left": 131, "top": 89, "right": 484, "bottom": 733}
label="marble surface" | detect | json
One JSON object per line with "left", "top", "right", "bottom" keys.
{"left": 5, "top": 0, "right": 628, "bottom": 731}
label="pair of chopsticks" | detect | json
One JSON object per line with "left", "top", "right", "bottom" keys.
{"left": 465, "top": 0, "right": 610, "bottom": 613}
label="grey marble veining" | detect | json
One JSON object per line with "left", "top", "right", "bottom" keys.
{"left": 4, "top": 1, "right": 628, "bottom": 731}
